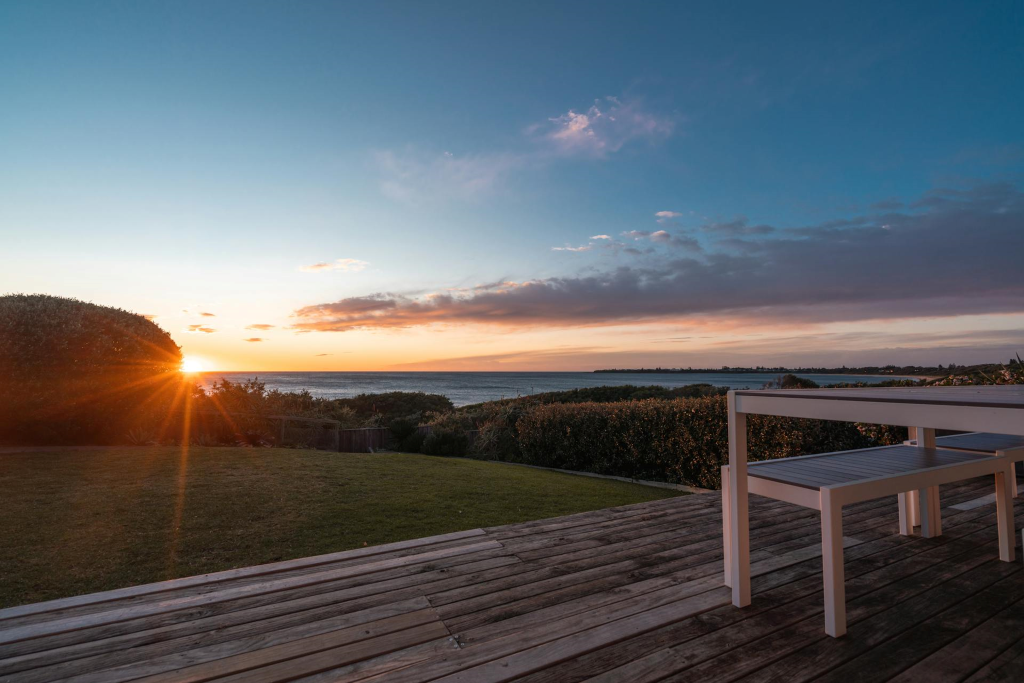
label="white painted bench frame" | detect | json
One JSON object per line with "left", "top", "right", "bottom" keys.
{"left": 903, "top": 432, "right": 1023, "bottom": 497}
{"left": 723, "top": 387, "right": 1024, "bottom": 638}
{"left": 722, "top": 450, "right": 1015, "bottom": 637}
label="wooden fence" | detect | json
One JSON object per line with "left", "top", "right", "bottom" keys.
{"left": 338, "top": 428, "right": 389, "bottom": 453}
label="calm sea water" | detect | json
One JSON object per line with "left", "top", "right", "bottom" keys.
{"left": 197, "top": 371, "right": 914, "bottom": 407}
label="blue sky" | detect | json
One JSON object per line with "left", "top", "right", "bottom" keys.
{"left": 2, "top": 1, "right": 1022, "bottom": 370}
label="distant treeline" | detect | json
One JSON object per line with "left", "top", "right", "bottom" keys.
{"left": 594, "top": 362, "right": 999, "bottom": 376}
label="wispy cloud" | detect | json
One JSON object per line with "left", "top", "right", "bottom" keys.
{"left": 376, "top": 96, "right": 672, "bottom": 204}
{"left": 186, "top": 325, "right": 216, "bottom": 334}
{"left": 199, "top": 312, "right": 216, "bottom": 317}
{"left": 299, "top": 258, "right": 369, "bottom": 273}
{"left": 293, "top": 183, "right": 1024, "bottom": 332}
{"left": 552, "top": 244, "right": 593, "bottom": 252}
{"left": 536, "top": 97, "right": 675, "bottom": 158}
{"left": 591, "top": 234, "right": 612, "bottom": 240}
{"left": 655, "top": 211, "right": 683, "bottom": 225}
{"left": 246, "top": 323, "right": 275, "bottom": 330}
{"left": 374, "top": 148, "right": 522, "bottom": 205}
{"left": 243, "top": 337, "right": 264, "bottom": 342}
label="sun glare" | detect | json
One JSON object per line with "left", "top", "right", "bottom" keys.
{"left": 180, "top": 356, "right": 206, "bottom": 374}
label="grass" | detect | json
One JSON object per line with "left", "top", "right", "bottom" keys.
{"left": 0, "top": 446, "right": 682, "bottom": 608}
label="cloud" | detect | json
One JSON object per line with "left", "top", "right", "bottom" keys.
{"left": 292, "top": 183, "right": 1024, "bottom": 332}
{"left": 655, "top": 211, "right": 683, "bottom": 225}
{"left": 591, "top": 234, "right": 612, "bottom": 240}
{"left": 300, "top": 258, "right": 369, "bottom": 273}
{"left": 619, "top": 229, "right": 701, "bottom": 251}
{"left": 315, "top": 353, "right": 332, "bottom": 356}
{"left": 142, "top": 314, "right": 157, "bottom": 321}
{"left": 243, "top": 337, "right": 264, "bottom": 342}
{"left": 538, "top": 97, "right": 674, "bottom": 158}
{"left": 199, "top": 312, "right": 216, "bottom": 317}
{"left": 552, "top": 244, "right": 593, "bottom": 252}
{"left": 186, "top": 325, "right": 216, "bottom": 334}
{"left": 246, "top": 324, "right": 275, "bottom": 330}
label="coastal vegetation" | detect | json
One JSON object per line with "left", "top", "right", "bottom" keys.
{"left": 0, "top": 294, "right": 183, "bottom": 445}
{"left": 447, "top": 394, "right": 906, "bottom": 489}
{"left": 0, "top": 447, "right": 679, "bottom": 608}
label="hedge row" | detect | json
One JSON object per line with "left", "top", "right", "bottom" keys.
{"left": 502, "top": 396, "right": 902, "bottom": 489}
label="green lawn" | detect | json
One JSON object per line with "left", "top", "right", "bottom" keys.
{"left": 0, "top": 447, "right": 682, "bottom": 608}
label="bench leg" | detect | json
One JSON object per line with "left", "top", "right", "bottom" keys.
{"left": 821, "top": 490, "right": 846, "bottom": 637}
{"left": 909, "top": 489, "right": 920, "bottom": 528}
{"left": 918, "top": 486, "right": 942, "bottom": 538}
{"left": 996, "top": 466, "right": 1016, "bottom": 562}
{"left": 898, "top": 492, "right": 912, "bottom": 535}
{"left": 929, "top": 486, "right": 942, "bottom": 536}
{"left": 722, "top": 465, "right": 732, "bottom": 588}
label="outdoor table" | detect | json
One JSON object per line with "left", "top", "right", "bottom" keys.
{"left": 724, "top": 385, "right": 1024, "bottom": 611}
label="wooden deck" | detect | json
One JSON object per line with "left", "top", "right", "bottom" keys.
{"left": 1, "top": 476, "right": 1022, "bottom": 682}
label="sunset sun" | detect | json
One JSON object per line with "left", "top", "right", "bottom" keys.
{"left": 180, "top": 356, "right": 206, "bottom": 374}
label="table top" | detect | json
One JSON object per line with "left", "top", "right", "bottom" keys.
{"left": 735, "top": 385, "right": 1024, "bottom": 410}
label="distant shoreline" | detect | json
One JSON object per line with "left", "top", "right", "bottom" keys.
{"left": 594, "top": 369, "right": 940, "bottom": 378}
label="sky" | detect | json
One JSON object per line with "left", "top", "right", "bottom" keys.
{"left": 1, "top": 0, "right": 1023, "bottom": 371}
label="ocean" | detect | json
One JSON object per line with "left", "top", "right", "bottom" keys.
{"left": 196, "top": 371, "right": 915, "bottom": 407}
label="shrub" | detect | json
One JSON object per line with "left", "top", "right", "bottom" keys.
{"left": 387, "top": 417, "right": 418, "bottom": 443}
{"left": 398, "top": 431, "right": 426, "bottom": 453}
{"left": 472, "top": 401, "right": 526, "bottom": 461}
{"left": 388, "top": 417, "right": 426, "bottom": 451}
{"left": 763, "top": 374, "right": 819, "bottom": 389}
{"left": 421, "top": 411, "right": 470, "bottom": 456}
{"left": 341, "top": 392, "right": 454, "bottom": 422}
{"left": 0, "top": 294, "right": 184, "bottom": 445}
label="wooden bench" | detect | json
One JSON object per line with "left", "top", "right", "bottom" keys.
{"left": 908, "top": 433, "right": 1024, "bottom": 496}
{"left": 722, "top": 444, "right": 1016, "bottom": 637}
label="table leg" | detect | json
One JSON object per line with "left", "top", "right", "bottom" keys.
{"left": 995, "top": 465, "right": 1016, "bottom": 562}
{"left": 913, "top": 427, "right": 942, "bottom": 538}
{"left": 918, "top": 487, "right": 936, "bottom": 537}
{"left": 821, "top": 488, "right": 846, "bottom": 637}
{"left": 727, "top": 393, "right": 751, "bottom": 607}
{"left": 722, "top": 465, "right": 732, "bottom": 588}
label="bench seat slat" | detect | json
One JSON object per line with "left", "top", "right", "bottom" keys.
{"left": 935, "top": 433, "right": 1024, "bottom": 453}
{"left": 747, "top": 446, "right": 994, "bottom": 490}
